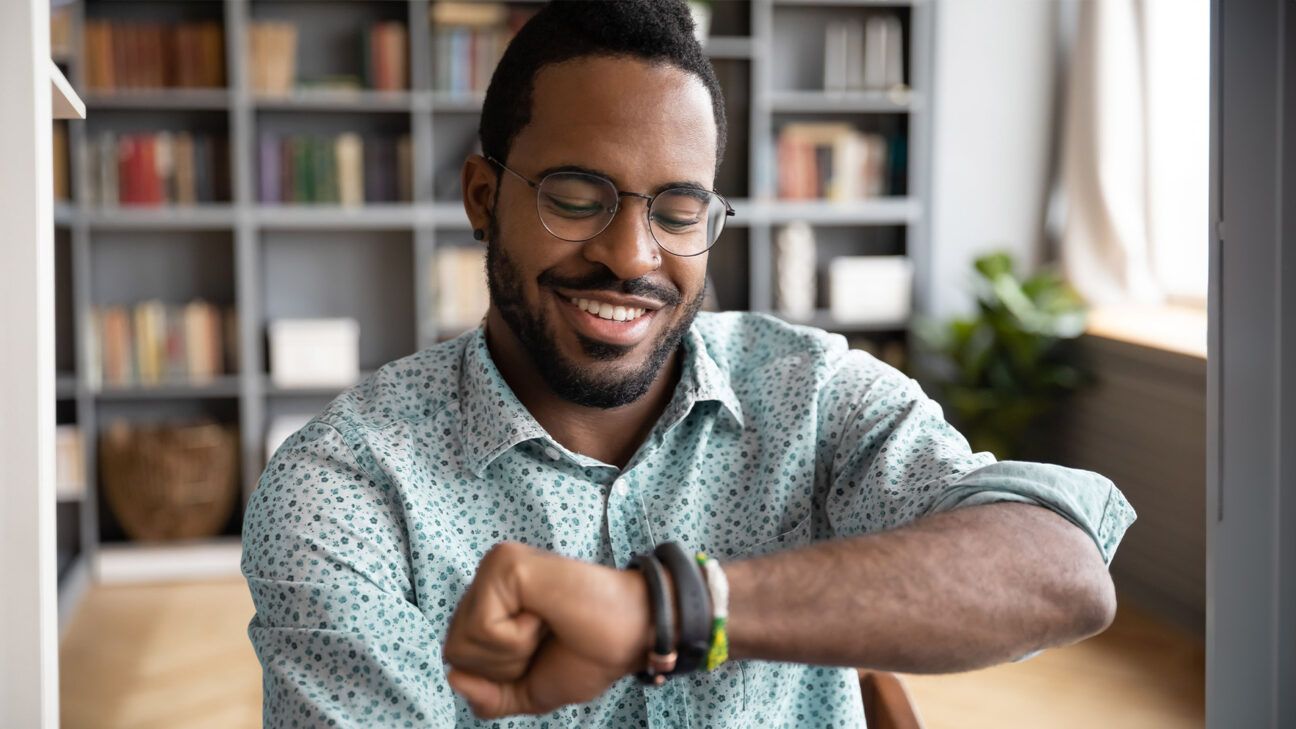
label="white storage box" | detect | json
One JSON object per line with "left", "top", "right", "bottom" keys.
{"left": 828, "top": 256, "right": 913, "bottom": 326}
{"left": 268, "top": 318, "right": 360, "bottom": 388}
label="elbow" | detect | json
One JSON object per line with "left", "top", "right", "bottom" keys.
{"left": 1072, "top": 567, "right": 1117, "bottom": 639}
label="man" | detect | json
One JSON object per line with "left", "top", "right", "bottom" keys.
{"left": 241, "top": 1, "right": 1135, "bottom": 726}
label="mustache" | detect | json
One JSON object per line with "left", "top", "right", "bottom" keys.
{"left": 537, "top": 267, "right": 683, "bottom": 307}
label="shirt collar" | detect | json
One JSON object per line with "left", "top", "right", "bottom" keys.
{"left": 458, "top": 322, "right": 745, "bottom": 477}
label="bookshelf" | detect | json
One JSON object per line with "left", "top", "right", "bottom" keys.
{"left": 51, "top": 0, "right": 933, "bottom": 591}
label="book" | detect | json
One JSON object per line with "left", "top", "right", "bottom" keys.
{"left": 259, "top": 134, "right": 280, "bottom": 204}
{"left": 55, "top": 425, "right": 85, "bottom": 501}
{"left": 862, "top": 16, "right": 904, "bottom": 91}
{"left": 249, "top": 21, "right": 297, "bottom": 95}
{"left": 53, "top": 123, "right": 69, "bottom": 201}
{"left": 366, "top": 22, "right": 408, "bottom": 91}
{"left": 336, "top": 133, "right": 364, "bottom": 207}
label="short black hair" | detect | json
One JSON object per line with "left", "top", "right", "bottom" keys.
{"left": 479, "top": 0, "right": 727, "bottom": 177}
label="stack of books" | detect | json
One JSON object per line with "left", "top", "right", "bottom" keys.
{"left": 823, "top": 15, "right": 905, "bottom": 93}
{"left": 85, "top": 132, "right": 230, "bottom": 207}
{"left": 430, "top": 2, "right": 537, "bottom": 94}
{"left": 776, "top": 123, "right": 892, "bottom": 200}
{"left": 258, "top": 133, "right": 412, "bottom": 205}
{"left": 88, "top": 300, "right": 238, "bottom": 388}
{"left": 83, "top": 20, "right": 225, "bottom": 91}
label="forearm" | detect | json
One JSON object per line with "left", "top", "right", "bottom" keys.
{"left": 723, "top": 502, "right": 1117, "bottom": 674}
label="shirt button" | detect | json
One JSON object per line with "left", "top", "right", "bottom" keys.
{"left": 543, "top": 447, "right": 560, "bottom": 461}
{"left": 613, "top": 479, "right": 629, "bottom": 497}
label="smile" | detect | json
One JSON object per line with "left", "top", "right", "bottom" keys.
{"left": 570, "top": 297, "right": 649, "bottom": 322}
{"left": 553, "top": 291, "right": 660, "bottom": 348}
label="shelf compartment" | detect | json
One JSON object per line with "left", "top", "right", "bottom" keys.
{"left": 261, "top": 230, "right": 417, "bottom": 372}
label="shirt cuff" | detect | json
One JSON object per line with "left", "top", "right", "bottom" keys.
{"left": 925, "top": 460, "right": 1137, "bottom": 566}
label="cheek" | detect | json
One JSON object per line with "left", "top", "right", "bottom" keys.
{"left": 669, "top": 255, "right": 709, "bottom": 302}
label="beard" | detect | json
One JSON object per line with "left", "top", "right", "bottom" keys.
{"left": 484, "top": 218, "right": 705, "bottom": 409}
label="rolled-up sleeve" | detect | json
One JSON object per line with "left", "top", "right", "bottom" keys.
{"left": 241, "top": 419, "right": 456, "bottom": 727}
{"left": 817, "top": 348, "right": 1135, "bottom": 565}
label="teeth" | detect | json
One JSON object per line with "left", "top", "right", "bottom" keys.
{"left": 572, "top": 297, "right": 648, "bottom": 322}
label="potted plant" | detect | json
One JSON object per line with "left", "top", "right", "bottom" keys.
{"left": 916, "top": 252, "right": 1091, "bottom": 459}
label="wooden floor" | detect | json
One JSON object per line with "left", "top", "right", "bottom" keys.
{"left": 59, "top": 579, "right": 1203, "bottom": 728}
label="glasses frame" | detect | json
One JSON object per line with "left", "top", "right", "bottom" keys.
{"left": 486, "top": 156, "right": 735, "bottom": 257}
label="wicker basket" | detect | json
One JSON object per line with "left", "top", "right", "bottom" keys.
{"left": 99, "top": 420, "right": 239, "bottom": 542}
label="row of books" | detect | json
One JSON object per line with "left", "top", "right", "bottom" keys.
{"left": 84, "top": 20, "right": 225, "bottom": 91}
{"left": 776, "top": 123, "right": 899, "bottom": 201}
{"left": 249, "top": 21, "right": 409, "bottom": 95}
{"left": 88, "top": 300, "right": 238, "bottom": 389}
{"left": 823, "top": 15, "right": 905, "bottom": 93}
{"left": 84, "top": 132, "right": 230, "bottom": 207}
{"left": 433, "top": 245, "right": 490, "bottom": 331}
{"left": 258, "top": 133, "right": 412, "bottom": 205}
{"left": 431, "top": 2, "right": 537, "bottom": 94}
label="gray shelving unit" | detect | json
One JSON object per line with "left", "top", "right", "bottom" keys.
{"left": 52, "top": 0, "right": 933, "bottom": 597}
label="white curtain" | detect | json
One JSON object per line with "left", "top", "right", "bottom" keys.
{"left": 1056, "top": 0, "right": 1209, "bottom": 307}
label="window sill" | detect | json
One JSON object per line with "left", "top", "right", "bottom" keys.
{"left": 1085, "top": 304, "right": 1207, "bottom": 360}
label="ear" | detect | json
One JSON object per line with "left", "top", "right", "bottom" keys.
{"left": 461, "top": 153, "right": 498, "bottom": 236}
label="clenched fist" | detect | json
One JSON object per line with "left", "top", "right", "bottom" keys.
{"left": 442, "top": 542, "right": 658, "bottom": 719}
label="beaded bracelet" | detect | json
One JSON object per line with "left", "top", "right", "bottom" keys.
{"left": 695, "top": 551, "right": 730, "bottom": 671}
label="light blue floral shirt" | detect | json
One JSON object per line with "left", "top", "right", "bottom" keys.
{"left": 242, "top": 311, "right": 1135, "bottom": 728}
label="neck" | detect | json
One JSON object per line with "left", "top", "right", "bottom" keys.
{"left": 483, "top": 309, "right": 681, "bottom": 470}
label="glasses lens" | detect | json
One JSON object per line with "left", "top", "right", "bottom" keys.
{"left": 649, "top": 188, "right": 728, "bottom": 256}
{"left": 536, "top": 172, "right": 617, "bottom": 242}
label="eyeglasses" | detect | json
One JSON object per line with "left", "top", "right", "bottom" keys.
{"left": 487, "top": 156, "right": 734, "bottom": 257}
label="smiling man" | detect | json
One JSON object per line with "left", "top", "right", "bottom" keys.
{"left": 241, "top": 2, "right": 1135, "bottom": 727}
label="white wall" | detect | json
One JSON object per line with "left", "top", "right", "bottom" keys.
{"left": 0, "top": 0, "right": 60, "bottom": 726}
{"left": 926, "top": 0, "right": 1060, "bottom": 318}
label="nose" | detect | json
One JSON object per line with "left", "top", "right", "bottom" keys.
{"left": 580, "top": 197, "right": 660, "bottom": 281}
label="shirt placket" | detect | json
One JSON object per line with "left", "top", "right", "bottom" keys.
{"left": 602, "top": 458, "right": 693, "bottom": 729}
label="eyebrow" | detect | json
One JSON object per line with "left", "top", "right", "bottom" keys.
{"left": 533, "top": 163, "right": 710, "bottom": 195}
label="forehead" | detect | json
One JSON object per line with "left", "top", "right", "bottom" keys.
{"left": 508, "top": 55, "right": 718, "bottom": 189}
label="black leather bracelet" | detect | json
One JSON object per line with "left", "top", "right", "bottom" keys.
{"left": 654, "top": 541, "right": 712, "bottom": 675}
{"left": 627, "top": 553, "right": 677, "bottom": 685}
